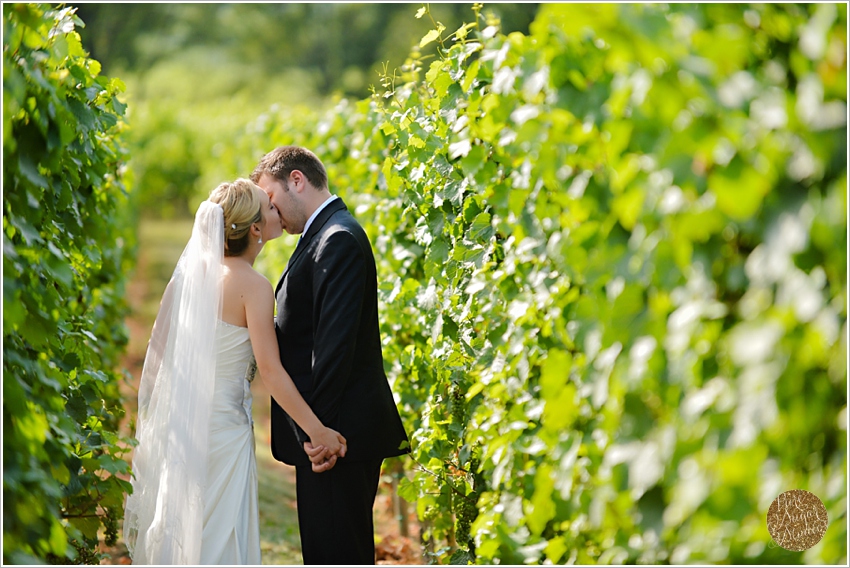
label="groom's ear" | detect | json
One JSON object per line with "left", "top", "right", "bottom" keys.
{"left": 289, "top": 170, "right": 306, "bottom": 192}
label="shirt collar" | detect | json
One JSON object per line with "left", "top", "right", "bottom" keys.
{"left": 302, "top": 194, "right": 338, "bottom": 238}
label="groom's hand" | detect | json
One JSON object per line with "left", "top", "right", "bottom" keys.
{"left": 304, "top": 441, "right": 340, "bottom": 473}
{"left": 313, "top": 454, "right": 337, "bottom": 473}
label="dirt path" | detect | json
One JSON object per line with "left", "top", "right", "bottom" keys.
{"left": 103, "top": 219, "right": 421, "bottom": 565}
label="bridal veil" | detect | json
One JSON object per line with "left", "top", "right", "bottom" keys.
{"left": 124, "top": 201, "right": 224, "bottom": 564}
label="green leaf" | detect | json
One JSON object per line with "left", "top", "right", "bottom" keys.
{"left": 527, "top": 464, "right": 556, "bottom": 535}
{"left": 466, "top": 381, "right": 485, "bottom": 399}
{"left": 67, "top": 99, "right": 96, "bottom": 132}
{"left": 709, "top": 163, "right": 770, "bottom": 221}
{"left": 111, "top": 97, "right": 127, "bottom": 116}
{"left": 87, "top": 59, "right": 101, "bottom": 77}
{"left": 45, "top": 256, "right": 74, "bottom": 288}
{"left": 19, "top": 157, "right": 48, "bottom": 190}
{"left": 48, "top": 519, "right": 67, "bottom": 555}
{"left": 433, "top": 71, "right": 453, "bottom": 99}
{"left": 449, "top": 549, "right": 474, "bottom": 564}
{"left": 99, "top": 480, "right": 126, "bottom": 507}
{"left": 544, "top": 537, "right": 568, "bottom": 563}
{"left": 64, "top": 393, "right": 88, "bottom": 423}
{"left": 426, "top": 60, "right": 445, "bottom": 84}
{"left": 542, "top": 382, "right": 577, "bottom": 433}
{"left": 98, "top": 453, "right": 126, "bottom": 475}
{"left": 454, "top": 22, "right": 475, "bottom": 42}
{"left": 398, "top": 476, "right": 419, "bottom": 503}
{"left": 461, "top": 59, "right": 480, "bottom": 93}
{"left": 65, "top": 30, "right": 86, "bottom": 57}
{"left": 69, "top": 515, "right": 100, "bottom": 540}
{"left": 459, "top": 144, "right": 486, "bottom": 176}
{"left": 50, "top": 464, "right": 71, "bottom": 485}
{"left": 420, "top": 28, "right": 442, "bottom": 49}
{"left": 3, "top": 279, "right": 25, "bottom": 330}
{"left": 611, "top": 187, "right": 644, "bottom": 230}
{"left": 540, "top": 349, "right": 571, "bottom": 401}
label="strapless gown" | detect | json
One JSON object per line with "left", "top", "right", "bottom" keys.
{"left": 200, "top": 321, "right": 261, "bottom": 564}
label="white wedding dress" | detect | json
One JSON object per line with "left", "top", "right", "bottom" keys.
{"left": 200, "top": 321, "right": 262, "bottom": 564}
{"left": 125, "top": 201, "right": 264, "bottom": 565}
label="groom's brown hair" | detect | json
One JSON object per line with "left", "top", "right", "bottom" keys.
{"left": 251, "top": 146, "right": 328, "bottom": 191}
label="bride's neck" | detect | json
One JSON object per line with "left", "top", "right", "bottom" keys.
{"left": 226, "top": 249, "right": 258, "bottom": 268}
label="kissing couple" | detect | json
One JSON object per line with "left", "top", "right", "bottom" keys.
{"left": 123, "top": 146, "right": 410, "bottom": 565}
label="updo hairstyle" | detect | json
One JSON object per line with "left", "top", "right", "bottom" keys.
{"left": 208, "top": 178, "right": 264, "bottom": 257}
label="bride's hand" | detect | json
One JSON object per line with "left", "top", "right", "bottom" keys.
{"left": 309, "top": 427, "right": 347, "bottom": 459}
{"left": 303, "top": 431, "right": 347, "bottom": 473}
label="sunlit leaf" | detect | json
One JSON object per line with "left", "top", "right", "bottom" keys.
{"left": 420, "top": 28, "right": 442, "bottom": 49}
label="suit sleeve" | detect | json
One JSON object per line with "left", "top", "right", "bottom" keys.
{"left": 309, "top": 228, "right": 367, "bottom": 427}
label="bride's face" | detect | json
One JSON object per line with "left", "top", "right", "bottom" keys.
{"left": 258, "top": 190, "right": 283, "bottom": 242}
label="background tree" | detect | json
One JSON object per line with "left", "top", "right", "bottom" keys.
{"left": 68, "top": 3, "right": 540, "bottom": 218}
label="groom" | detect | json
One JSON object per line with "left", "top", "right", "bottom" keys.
{"left": 251, "top": 146, "right": 410, "bottom": 564}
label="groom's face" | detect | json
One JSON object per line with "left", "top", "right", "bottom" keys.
{"left": 258, "top": 173, "right": 304, "bottom": 235}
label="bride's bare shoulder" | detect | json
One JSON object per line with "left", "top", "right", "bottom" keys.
{"left": 245, "top": 267, "right": 273, "bottom": 293}
{"left": 236, "top": 266, "right": 274, "bottom": 298}
{"left": 222, "top": 262, "right": 272, "bottom": 296}
{"left": 240, "top": 269, "right": 275, "bottom": 317}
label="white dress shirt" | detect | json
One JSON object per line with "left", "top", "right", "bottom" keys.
{"left": 302, "top": 195, "right": 338, "bottom": 240}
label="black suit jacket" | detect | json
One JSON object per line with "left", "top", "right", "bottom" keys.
{"left": 270, "top": 197, "right": 409, "bottom": 467}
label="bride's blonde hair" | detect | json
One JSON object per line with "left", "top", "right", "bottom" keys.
{"left": 208, "top": 179, "right": 264, "bottom": 257}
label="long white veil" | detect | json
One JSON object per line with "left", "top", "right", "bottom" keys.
{"left": 124, "top": 201, "right": 224, "bottom": 565}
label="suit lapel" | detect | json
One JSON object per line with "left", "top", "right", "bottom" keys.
{"left": 275, "top": 198, "right": 348, "bottom": 295}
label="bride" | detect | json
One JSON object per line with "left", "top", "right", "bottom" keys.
{"left": 123, "top": 179, "right": 346, "bottom": 564}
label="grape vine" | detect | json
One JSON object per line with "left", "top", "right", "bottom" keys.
{"left": 3, "top": 4, "right": 134, "bottom": 564}
{"left": 234, "top": 3, "right": 847, "bottom": 564}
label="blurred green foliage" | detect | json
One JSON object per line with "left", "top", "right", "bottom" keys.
{"left": 69, "top": 3, "right": 540, "bottom": 218}
{"left": 233, "top": 3, "right": 846, "bottom": 564}
{"left": 3, "top": 4, "right": 135, "bottom": 564}
{"left": 72, "top": 3, "right": 539, "bottom": 99}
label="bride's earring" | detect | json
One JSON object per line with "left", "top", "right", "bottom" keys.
{"left": 258, "top": 237, "right": 263, "bottom": 244}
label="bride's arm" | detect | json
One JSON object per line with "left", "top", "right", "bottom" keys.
{"left": 243, "top": 273, "right": 347, "bottom": 461}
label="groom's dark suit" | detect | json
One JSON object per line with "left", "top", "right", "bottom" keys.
{"left": 271, "top": 197, "right": 409, "bottom": 564}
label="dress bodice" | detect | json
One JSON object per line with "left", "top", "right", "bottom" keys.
{"left": 212, "top": 321, "right": 256, "bottom": 429}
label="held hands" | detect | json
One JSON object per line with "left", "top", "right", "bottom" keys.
{"left": 303, "top": 427, "right": 347, "bottom": 473}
